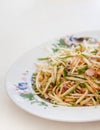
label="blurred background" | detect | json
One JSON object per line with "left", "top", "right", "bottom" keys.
{"left": 0, "top": 0, "right": 100, "bottom": 130}
{"left": 1, "top": 0, "right": 100, "bottom": 73}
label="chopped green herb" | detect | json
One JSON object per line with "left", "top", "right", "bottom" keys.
{"left": 60, "top": 55, "right": 73, "bottom": 59}
{"left": 78, "top": 65, "right": 88, "bottom": 74}
{"left": 63, "top": 68, "right": 68, "bottom": 76}
{"left": 32, "top": 84, "right": 36, "bottom": 89}
{"left": 71, "top": 102, "right": 76, "bottom": 106}
{"left": 73, "top": 76, "right": 86, "bottom": 80}
{"left": 66, "top": 75, "right": 86, "bottom": 80}
{"left": 52, "top": 38, "right": 71, "bottom": 52}
{"left": 52, "top": 47, "right": 59, "bottom": 52}
{"left": 81, "top": 53, "right": 87, "bottom": 57}
{"left": 91, "top": 49, "right": 98, "bottom": 55}
{"left": 38, "top": 57, "right": 49, "bottom": 60}
{"left": 52, "top": 44, "right": 59, "bottom": 52}
{"left": 80, "top": 83, "right": 87, "bottom": 88}
{"left": 32, "top": 73, "right": 37, "bottom": 76}
{"left": 79, "top": 43, "right": 82, "bottom": 46}
{"left": 62, "top": 83, "right": 79, "bottom": 96}
{"left": 32, "top": 73, "right": 37, "bottom": 79}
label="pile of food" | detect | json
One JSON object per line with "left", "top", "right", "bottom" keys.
{"left": 32, "top": 37, "right": 100, "bottom": 106}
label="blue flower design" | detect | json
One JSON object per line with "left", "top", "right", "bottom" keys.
{"left": 18, "top": 82, "right": 28, "bottom": 90}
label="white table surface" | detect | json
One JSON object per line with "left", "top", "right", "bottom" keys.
{"left": 0, "top": 0, "right": 100, "bottom": 129}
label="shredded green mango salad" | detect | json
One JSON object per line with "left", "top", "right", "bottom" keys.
{"left": 32, "top": 37, "right": 100, "bottom": 106}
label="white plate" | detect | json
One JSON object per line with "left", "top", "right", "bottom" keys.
{"left": 6, "top": 31, "right": 100, "bottom": 122}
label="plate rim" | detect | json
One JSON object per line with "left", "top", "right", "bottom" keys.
{"left": 6, "top": 30, "right": 100, "bottom": 122}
